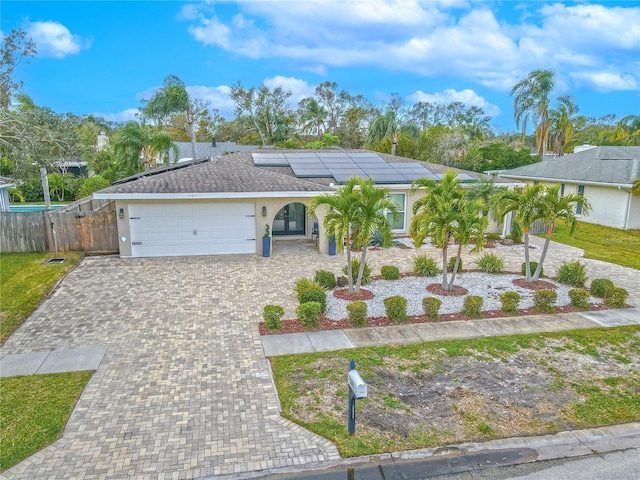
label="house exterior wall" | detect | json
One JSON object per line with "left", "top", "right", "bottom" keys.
{"left": 0, "top": 188, "right": 11, "bottom": 212}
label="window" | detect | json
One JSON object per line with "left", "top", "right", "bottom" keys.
{"left": 386, "top": 193, "right": 406, "bottom": 230}
{"left": 560, "top": 183, "right": 565, "bottom": 197}
{"left": 576, "top": 185, "right": 585, "bottom": 215}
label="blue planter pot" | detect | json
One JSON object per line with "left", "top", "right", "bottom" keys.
{"left": 262, "top": 237, "right": 271, "bottom": 257}
{"left": 328, "top": 237, "right": 336, "bottom": 256}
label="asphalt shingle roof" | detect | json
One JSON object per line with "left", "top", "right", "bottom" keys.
{"left": 500, "top": 146, "right": 640, "bottom": 186}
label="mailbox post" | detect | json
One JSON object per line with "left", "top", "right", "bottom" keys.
{"left": 347, "top": 360, "right": 367, "bottom": 435}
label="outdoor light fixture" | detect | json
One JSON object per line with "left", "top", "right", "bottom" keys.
{"left": 262, "top": 206, "right": 267, "bottom": 217}
{"left": 118, "top": 208, "right": 124, "bottom": 219}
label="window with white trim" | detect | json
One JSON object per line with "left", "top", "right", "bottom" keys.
{"left": 386, "top": 193, "right": 406, "bottom": 230}
{"left": 576, "top": 185, "right": 585, "bottom": 215}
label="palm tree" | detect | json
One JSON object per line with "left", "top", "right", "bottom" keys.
{"left": 532, "top": 185, "right": 591, "bottom": 281}
{"left": 300, "top": 98, "right": 327, "bottom": 140}
{"left": 142, "top": 75, "right": 197, "bottom": 162}
{"left": 448, "top": 198, "right": 488, "bottom": 287}
{"left": 113, "top": 122, "right": 177, "bottom": 172}
{"left": 367, "top": 110, "right": 420, "bottom": 156}
{"left": 549, "top": 95, "right": 579, "bottom": 156}
{"left": 494, "top": 184, "right": 545, "bottom": 282}
{"left": 410, "top": 170, "right": 465, "bottom": 291}
{"left": 511, "top": 69, "right": 556, "bottom": 160}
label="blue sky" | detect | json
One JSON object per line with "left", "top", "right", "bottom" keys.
{"left": 2, "top": 0, "right": 639, "bottom": 133}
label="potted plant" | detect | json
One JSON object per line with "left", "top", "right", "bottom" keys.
{"left": 262, "top": 224, "right": 271, "bottom": 258}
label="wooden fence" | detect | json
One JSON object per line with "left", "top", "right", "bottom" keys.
{"left": 0, "top": 199, "right": 118, "bottom": 254}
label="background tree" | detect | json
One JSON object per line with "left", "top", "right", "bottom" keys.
{"left": 112, "top": 122, "right": 177, "bottom": 172}
{"left": 298, "top": 98, "right": 327, "bottom": 140}
{"left": 549, "top": 96, "right": 579, "bottom": 155}
{"left": 0, "top": 29, "right": 37, "bottom": 109}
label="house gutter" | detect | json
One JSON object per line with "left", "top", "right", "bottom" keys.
{"left": 499, "top": 174, "right": 632, "bottom": 189}
{"left": 93, "top": 191, "right": 334, "bottom": 200}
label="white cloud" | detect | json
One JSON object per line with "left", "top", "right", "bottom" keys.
{"left": 27, "top": 21, "right": 88, "bottom": 58}
{"left": 570, "top": 71, "right": 638, "bottom": 92}
{"left": 93, "top": 108, "right": 140, "bottom": 123}
{"left": 407, "top": 89, "right": 500, "bottom": 117}
{"left": 186, "top": 85, "right": 235, "bottom": 118}
{"left": 263, "top": 76, "right": 315, "bottom": 104}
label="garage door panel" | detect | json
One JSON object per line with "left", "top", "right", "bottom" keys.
{"left": 129, "top": 203, "right": 256, "bottom": 257}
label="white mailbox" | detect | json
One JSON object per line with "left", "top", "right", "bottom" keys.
{"left": 348, "top": 370, "right": 367, "bottom": 399}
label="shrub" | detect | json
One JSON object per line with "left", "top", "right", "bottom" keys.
{"left": 76, "top": 176, "right": 110, "bottom": 199}
{"left": 384, "top": 295, "right": 408, "bottom": 322}
{"left": 605, "top": 287, "right": 628, "bottom": 308}
{"left": 447, "top": 257, "right": 462, "bottom": 273}
{"left": 413, "top": 254, "right": 438, "bottom": 277}
{"left": 509, "top": 222, "right": 523, "bottom": 243}
{"left": 534, "top": 290, "right": 557, "bottom": 313}
{"left": 476, "top": 253, "right": 505, "bottom": 274}
{"left": 422, "top": 297, "right": 442, "bottom": 321}
{"left": 263, "top": 305, "right": 285, "bottom": 330}
{"left": 521, "top": 262, "right": 543, "bottom": 278}
{"left": 315, "top": 270, "right": 336, "bottom": 289}
{"left": 485, "top": 233, "right": 501, "bottom": 241}
{"left": 568, "top": 289, "right": 590, "bottom": 310}
{"left": 556, "top": 261, "right": 588, "bottom": 287}
{"left": 500, "top": 291, "right": 521, "bottom": 314}
{"left": 590, "top": 278, "right": 615, "bottom": 298}
{"left": 297, "top": 302, "right": 322, "bottom": 328}
{"left": 381, "top": 265, "right": 400, "bottom": 280}
{"left": 346, "top": 301, "right": 368, "bottom": 327}
{"left": 462, "top": 296, "right": 484, "bottom": 318}
{"left": 342, "top": 259, "right": 372, "bottom": 285}
{"left": 300, "top": 289, "right": 327, "bottom": 313}
{"left": 294, "top": 277, "right": 323, "bottom": 301}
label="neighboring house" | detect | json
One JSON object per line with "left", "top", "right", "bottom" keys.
{"left": 0, "top": 176, "right": 16, "bottom": 212}
{"left": 93, "top": 149, "right": 511, "bottom": 258}
{"left": 500, "top": 146, "right": 640, "bottom": 230}
{"left": 167, "top": 140, "right": 262, "bottom": 163}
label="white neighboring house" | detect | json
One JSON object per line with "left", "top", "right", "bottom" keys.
{"left": 500, "top": 146, "right": 640, "bottom": 230}
{"left": 0, "top": 176, "right": 15, "bottom": 212}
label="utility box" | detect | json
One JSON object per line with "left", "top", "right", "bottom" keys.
{"left": 348, "top": 370, "right": 367, "bottom": 399}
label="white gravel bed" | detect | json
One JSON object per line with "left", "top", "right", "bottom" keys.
{"left": 324, "top": 272, "right": 603, "bottom": 320}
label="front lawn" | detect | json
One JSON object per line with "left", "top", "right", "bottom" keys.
{"left": 539, "top": 222, "right": 640, "bottom": 270}
{"left": 0, "top": 252, "right": 83, "bottom": 345}
{"left": 271, "top": 326, "right": 640, "bottom": 458}
{"left": 0, "top": 371, "right": 93, "bottom": 471}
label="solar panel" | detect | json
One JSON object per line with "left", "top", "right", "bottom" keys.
{"left": 317, "top": 153, "right": 349, "bottom": 159}
{"left": 252, "top": 153, "right": 290, "bottom": 166}
{"left": 458, "top": 173, "right": 476, "bottom": 182}
{"left": 348, "top": 152, "right": 382, "bottom": 158}
{"left": 284, "top": 153, "right": 318, "bottom": 159}
{"left": 332, "top": 172, "right": 366, "bottom": 183}
{"left": 368, "top": 173, "right": 407, "bottom": 183}
{"left": 288, "top": 158, "right": 319, "bottom": 165}
{"left": 291, "top": 169, "right": 333, "bottom": 178}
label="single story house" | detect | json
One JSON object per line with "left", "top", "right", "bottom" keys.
{"left": 500, "top": 146, "right": 640, "bottom": 230}
{"left": 93, "top": 149, "right": 511, "bottom": 258}
{"left": 0, "top": 176, "right": 15, "bottom": 212}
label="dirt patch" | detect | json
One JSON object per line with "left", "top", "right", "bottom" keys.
{"left": 513, "top": 278, "right": 557, "bottom": 290}
{"left": 333, "top": 288, "right": 374, "bottom": 301}
{"left": 426, "top": 284, "right": 469, "bottom": 296}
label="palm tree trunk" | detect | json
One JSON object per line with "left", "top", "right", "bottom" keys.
{"left": 355, "top": 246, "right": 368, "bottom": 293}
{"left": 523, "top": 228, "right": 532, "bottom": 282}
{"left": 345, "top": 234, "right": 354, "bottom": 294}
{"left": 448, "top": 244, "right": 463, "bottom": 289}
{"left": 187, "top": 107, "right": 197, "bottom": 161}
{"left": 532, "top": 222, "right": 554, "bottom": 281}
{"left": 441, "top": 245, "right": 448, "bottom": 290}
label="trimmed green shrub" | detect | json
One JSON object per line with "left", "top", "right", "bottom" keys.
{"left": 422, "top": 297, "right": 442, "bottom": 321}
{"left": 590, "top": 278, "right": 615, "bottom": 298}
{"left": 381, "top": 265, "right": 400, "bottom": 280}
{"left": 342, "top": 259, "right": 372, "bottom": 285}
{"left": 413, "top": 254, "right": 438, "bottom": 277}
{"left": 447, "top": 257, "right": 462, "bottom": 273}
{"left": 346, "top": 301, "right": 368, "bottom": 327}
{"left": 509, "top": 222, "right": 523, "bottom": 243}
{"left": 521, "top": 262, "right": 543, "bottom": 277}
{"left": 556, "top": 261, "right": 588, "bottom": 287}
{"left": 476, "top": 253, "right": 505, "bottom": 274}
{"left": 605, "top": 287, "right": 628, "bottom": 308}
{"left": 462, "top": 296, "right": 484, "bottom": 318}
{"left": 534, "top": 289, "right": 557, "bottom": 313}
{"left": 568, "top": 289, "right": 590, "bottom": 310}
{"left": 500, "top": 291, "right": 521, "bottom": 314}
{"left": 294, "top": 277, "right": 323, "bottom": 301}
{"left": 300, "top": 289, "right": 327, "bottom": 313}
{"left": 315, "top": 270, "right": 336, "bottom": 289}
{"left": 384, "top": 295, "right": 408, "bottom": 322}
{"left": 485, "top": 233, "right": 501, "bottom": 241}
{"left": 263, "top": 305, "right": 285, "bottom": 330}
{"left": 297, "top": 302, "right": 322, "bottom": 328}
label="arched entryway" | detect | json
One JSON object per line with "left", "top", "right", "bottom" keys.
{"left": 273, "top": 202, "right": 306, "bottom": 236}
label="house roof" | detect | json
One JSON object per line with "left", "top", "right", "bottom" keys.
{"left": 500, "top": 146, "right": 640, "bottom": 187}
{"left": 167, "top": 141, "right": 263, "bottom": 162}
{"left": 94, "top": 149, "right": 507, "bottom": 199}
{"left": 0, "top": 176, "right": 16, "bottom": 189}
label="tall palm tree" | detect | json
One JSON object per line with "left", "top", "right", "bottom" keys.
{"left": 367, "top": 110, "right": 420, "bottom": 156}
{"left": 112, "top": 122, "right": 177, "bottom": 172}
{"left": 549, "top": 95, "right": 579, "bottom": 156}
{"left": 494, "top": 184, "right": 545, "bottom": 282}
{"left": 410, "top": 170, "right": 465, "bottom": 291}
{"left": 300, "top": 98, "right": 327, "bottom": 140}
{"left": 142, "top": 75, "right": 197, "bottom": 162}
{"left": 532, "top": 185, "right": 591, "bottom": 281}
{"left": 448, "top": 198, "right": 488, "bottom": 287}
{"left": 511, "top": 69, "right": 556, "bottom": 160}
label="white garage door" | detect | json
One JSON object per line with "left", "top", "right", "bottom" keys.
{"left": 129, "top": 203, "right": 256, "bottom": 257}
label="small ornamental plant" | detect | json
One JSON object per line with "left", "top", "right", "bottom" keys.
{"left": 500, "top": 291, "right": 521, "bottom": 314}
{"left": 294, "top": 277, "right": 323, "bottom": 302}
{"left": 263, "top": 305, "right": 285, "bottom": 330}
{"left": 521, "top": 262, "right": 543, "bottom": 277}
{"left": 422, "top": 297, "right": 442, "bottom": 321}
{"left": 534, "top": 289, "right": 557, "bottom": 313}
{"left": 346, "top": 301, "right": 368, "bottom": 327}
{"left": 384, "top": 295, "right": 408, "bottom": 323}
{"left": 447, "top": 257, "right": 462, "bottom": 273}
{"left": 381, "top": 265, "right": 400, "bottom": 280}
{"left": 342, "top": 259, "right": 372, "bottom": 284}
{"left": 568, "top": 289, "right": 590, "bottom": 310}
{"left": 462, "top": 296, "right": 484, "bottom": 318}
{"left": 413, "top": 254, "right": 438, "bottom": 277}
{"left": 300, "top": 289, "right": 327, "bottom": 313}
{"left": 605, "top": 287, "right": 628, "bottom": 308}
{"left": 590, "top": 278, "right": 615, "bottom": 298}
{"left": 556, "top": 261, "right": 588, "bottom": 288}
{"left": 314, "top": 270, "right": 336, "bottom": 289}
{"left": 297, "top": 302, "right": 322, "bottom": 328}
{"left": 475, "top": 253, "right": 504, "bottom": 274}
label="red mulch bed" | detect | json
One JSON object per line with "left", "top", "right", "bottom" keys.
{"left": 333, "top": 288, "right": 374, "bottom": 301}
{"left": 426, "top": 284, "right": 469, "bottom": 296}
{"left": 258, "top": 302, "right": 614, "bottom": 336}
{"left": 512, "top": 278, "right": 557, "bottom": 290}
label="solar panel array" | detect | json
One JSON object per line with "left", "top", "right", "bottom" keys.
{"left": 252, "top": 152, "right": 466, "bottom": 184}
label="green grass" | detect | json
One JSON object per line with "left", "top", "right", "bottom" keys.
{"left": 538, "top": 222, "right": 640, "bottom": 270}
{"left": 0, "top": 371, "right": 93, "bottom": 471}
{"left": 0, "top": 252, "right": 83, "bottom": 345}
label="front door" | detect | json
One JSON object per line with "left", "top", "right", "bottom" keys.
{"left": 273, "top": 203, "right": 306, "bottom": 236}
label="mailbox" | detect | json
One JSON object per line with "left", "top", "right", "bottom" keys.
{"left": 348, "top": 370, "right": 367, "bottom": 399}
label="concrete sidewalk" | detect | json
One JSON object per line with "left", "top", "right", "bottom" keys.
{"left": 261, "top": 308, "right": 640, "bottom": 357}
{"left": 0, "top": 346, "right": 107, "bottom": 377}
